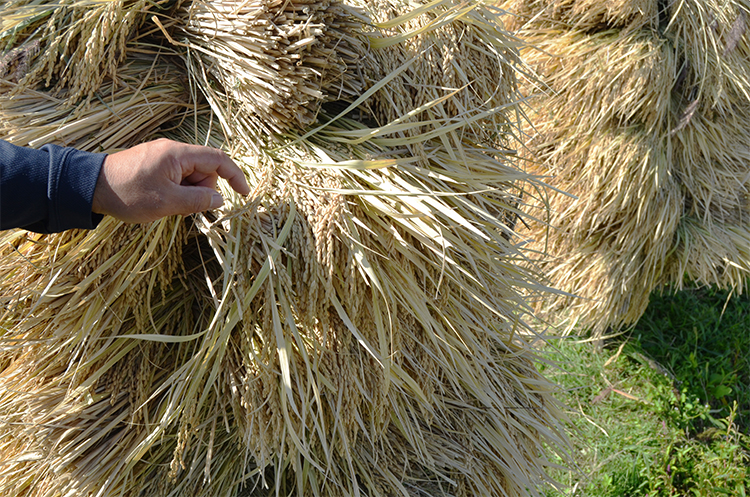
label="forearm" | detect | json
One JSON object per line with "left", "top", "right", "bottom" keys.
{"left": 0, "top": 140, "right": 106, "bottom": 233}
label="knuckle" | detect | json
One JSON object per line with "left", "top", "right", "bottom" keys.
{"left": 210, "top": 147, "right": 228, "bottom": 163}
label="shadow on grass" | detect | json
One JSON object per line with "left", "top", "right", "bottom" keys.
{"left": 631, "top": 286, "right": 750, "bottom": 433}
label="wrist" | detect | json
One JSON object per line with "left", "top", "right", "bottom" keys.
{"left": 92, "top": 155, "right": 113, "bottom": 216}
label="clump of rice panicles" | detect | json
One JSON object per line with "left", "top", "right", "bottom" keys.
{"left": 0, "top": 0, "right": 162, "bottom": 103}
{"left": 150, "top": 1, "right": 569, "bottom": 495}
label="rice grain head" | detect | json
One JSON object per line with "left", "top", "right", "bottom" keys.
{"left": 0, "top": 0, "right": 161, "bottom": 104}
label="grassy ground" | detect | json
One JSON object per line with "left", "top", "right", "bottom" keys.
{"left": 542, "top": 287, "right": 750, "bottom": 496}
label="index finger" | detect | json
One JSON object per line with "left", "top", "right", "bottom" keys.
{"left": 174, "top": 142, "right": 251, "bottom": 196}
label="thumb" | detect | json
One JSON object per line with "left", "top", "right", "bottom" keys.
{"left": 171, "top": 185, "right": 224, "bottom": 215}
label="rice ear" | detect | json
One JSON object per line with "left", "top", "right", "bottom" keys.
{"left": 0, "top": 0, "right": 161, "bottom": 104}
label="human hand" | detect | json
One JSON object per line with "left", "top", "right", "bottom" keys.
{"left": 92, "top": 139, "right": 250, "bottom": 223}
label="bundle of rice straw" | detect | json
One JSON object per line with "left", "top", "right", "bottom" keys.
{"left": 0, "top": 1, "right": 571, "bottom": 496}
{"left": 171, "top": 0, "right": 366, "bottom": 145}
{"left": 499, "top": 0, "right": 750, "bottom": 334}
{"left": 0, "top": 47, "right": 200, "bottom": 494}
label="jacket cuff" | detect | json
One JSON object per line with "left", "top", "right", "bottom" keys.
{"left": 46, "top": 145, "right": 106, "bottom": 232}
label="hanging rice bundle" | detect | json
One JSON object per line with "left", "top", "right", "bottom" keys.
{"left": 0, "top": 0, "right": 162, "bottom": 104}
{"left": 0, "top": 114, "right": 569, "bottom": 497}
{"left": 524, "top": 126, "right": 683, "bottom": 330}
{"left": 664, "top": 0, "right": 750, "bottom": 294}
{"left": 0, "top": 1, "right": 571, "bottom": 496}
{"left": 500, "top": 0, "right": 750, "bottom": 334}
{"left": 0, "top": 49, "right": 193, "bottom": 339}
{"left": 665, "top": 112, "right": 750, "bottom": 292}
{"left": 171, "top": 0, "right": 366, "bottom": 145}
{"left": 501, "top": 0, "right": 659, "bottom": 32}
{"left": 0, "top": 49, "right": 199, "bottom": 495}
{"left": 177, "top": 1, "right": 568, "bottom": 492}
{"left": 181, "top": 118, "right": 565, "bottom": 496}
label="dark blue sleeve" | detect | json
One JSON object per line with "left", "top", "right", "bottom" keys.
{"left": 0, "top": 140, "right": 106, "bottom": 233}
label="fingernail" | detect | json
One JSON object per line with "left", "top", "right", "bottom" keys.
{"left": 211, "top": 193, "right": 224, "bottom": 209}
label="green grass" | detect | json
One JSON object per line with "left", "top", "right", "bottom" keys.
{"left": 636, "top": 287, "right": 750, "bottom": 431}
{"left": 542, "top": 287, "right": 750, "bottom": 497}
